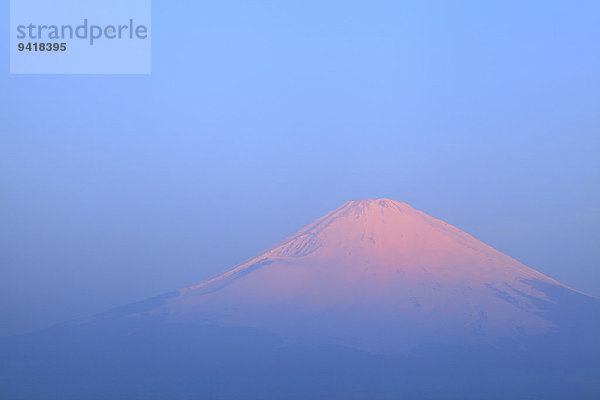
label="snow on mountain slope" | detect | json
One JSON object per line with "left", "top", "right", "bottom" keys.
{"left": 134, "top": 199, "right": 589, "bottom": 353}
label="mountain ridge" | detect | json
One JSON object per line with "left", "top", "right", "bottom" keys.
{"left": 3, "top": 199, "right": 599, "bottom": 399}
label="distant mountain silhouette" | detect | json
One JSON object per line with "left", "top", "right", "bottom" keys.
{"left": 2, "top": 199, "right": 599, "bottom": 399}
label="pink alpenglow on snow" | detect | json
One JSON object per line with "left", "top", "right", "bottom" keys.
{"left": 133, "top": 199, "right": 586, "bottom": 353}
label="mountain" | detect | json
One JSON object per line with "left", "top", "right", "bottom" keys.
{"left": 94, "top": 198, "right": 594, "bottom": 353}
{"left": 2, "top": 199, "right": 599, "bottom": 400}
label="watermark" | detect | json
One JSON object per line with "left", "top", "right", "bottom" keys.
{"left": 10, "top": 0, "right": 151, "bottom": 74}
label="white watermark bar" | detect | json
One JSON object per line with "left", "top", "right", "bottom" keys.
{"left": 10, "top": 0, "right": 151, "bottom": 74}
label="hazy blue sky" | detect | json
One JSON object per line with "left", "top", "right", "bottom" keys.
{"left": 1, "top": 0, "right": 599, "bottom": 336}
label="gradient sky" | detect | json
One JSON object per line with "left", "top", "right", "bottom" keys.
{"left": 1, "top": 0, "right": 599, "bottom": 336}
